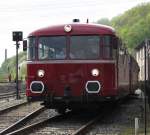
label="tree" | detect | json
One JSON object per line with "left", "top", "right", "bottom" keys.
{"left": 96, "top": 18, "right": 111, "bottom": 26}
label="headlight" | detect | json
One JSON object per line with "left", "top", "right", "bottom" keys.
{"left": 91, "top": 69, "right": 99, "bottom": 77}
{"left": 37, "top": 70, "right": 45, "bottom": 78}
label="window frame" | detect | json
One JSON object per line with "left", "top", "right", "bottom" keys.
{"left": 37, "top": 36, "right": 67, "bottom": 60}
{"left": 28, "top": 35, "right": 117, "bottom": 61}
{"left": 102, "top": 35, "right": 114, "bottom": 59}
{"left": 27, "top": 36, "right": 36, "bottom": 60}
{"left": 69, "top": 35, "right": 101, "bottom": 60}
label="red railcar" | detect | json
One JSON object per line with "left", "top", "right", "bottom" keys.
{"left": 25, "top": 22, "right": 139, "bottom": 112}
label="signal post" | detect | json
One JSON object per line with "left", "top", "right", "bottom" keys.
{"left": 12, "top": 31, "right": 23, "bottom": 99}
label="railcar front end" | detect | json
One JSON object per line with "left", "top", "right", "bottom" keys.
{"left": 25, "top": 23, "right": 121, "bottom": 112}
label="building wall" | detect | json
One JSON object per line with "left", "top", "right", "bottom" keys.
{"left": 136, "top": 46, "right": 149, "bottom": 81}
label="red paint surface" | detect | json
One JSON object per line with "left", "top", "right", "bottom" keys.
{"left": 29, "top": 23, "right": 115, "bottom": 36}
{"left": 26, "top": 62, "right": 117, "bottom": 97}
{"left": 26, "top": 23, "right": 118, "bottom": 99}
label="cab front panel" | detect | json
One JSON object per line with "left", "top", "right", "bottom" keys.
{"left": 26, "top": 61, "right": 117, "bottom": 100}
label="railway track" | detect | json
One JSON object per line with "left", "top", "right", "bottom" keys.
{"left": 86, "top": 97, "right": 143, "bottom": 135}
{"left": 0, "top": 96, "right": 142, "bottom": 135}
{"left": 0, "top": 101, "right": 46, "bottom": 135}
{"left": 6, "top": 103, "right": 115, "bottom": 135}
{"left": 0, "top": 82, "right": 25, "bottom": 94}
{"left": 0, "top": 94, "right": 27, "bottom": 113}
{"left": 0, "top": 92, "right": 25, "bottom": 100}
{"left": 0, "top": 82, "right": 18, "bottom": 93}
{"left": 0, "top": 100, "right": 27, "bottom": 115}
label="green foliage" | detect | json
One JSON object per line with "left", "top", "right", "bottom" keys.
{"left": 96, "top": 18, "right": 111, "bottom": 26}
{"left": 111, "top": 2, "right": 150, "bottom": 51}
{"left": 0, "top": 52, "right": 27, "bottom": 81}
{"left": 96, "top": 2, "right": 150, "bottom": 52}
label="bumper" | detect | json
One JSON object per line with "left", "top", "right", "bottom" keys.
{"left": 27, "top": 94, "right": 117, "bottom": 103}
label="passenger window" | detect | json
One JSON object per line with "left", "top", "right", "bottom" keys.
{"left": 27, "top": 37, "right": 36, "bottom": 60}
{"left": 103, "top": 36, "right": 112, "bottom": 59}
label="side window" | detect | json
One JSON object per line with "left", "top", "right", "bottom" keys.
{"left": 27, "top": 37, "right": 36, "bottom": 60}
{"left": 112, "top": 37, "right": 118, "bottom": 59}
{"left": 103, "top": 36, "right": 112, "bottom": 59}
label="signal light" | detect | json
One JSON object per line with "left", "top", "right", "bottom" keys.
{"left": 23, "top": 40, "right": 27, "bottom": 51}
{"left": 12, "top": 31, "right": 23, "bottom": 41}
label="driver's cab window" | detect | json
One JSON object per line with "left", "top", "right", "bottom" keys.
{"left": 27, "top": 37, "right": 36, "bottom": 60}
{"left": 103, "top": 36, "right": 112, "bottom": 59}
{"left": 38, "top": 36, "right": 66, "bottom": 60}
{"left": 103, "top": 36, "right": 118, "bottom": 59}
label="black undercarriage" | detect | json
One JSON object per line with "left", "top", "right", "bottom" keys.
{"left": 28, "top": 94, "right": 117, "bottom": 113}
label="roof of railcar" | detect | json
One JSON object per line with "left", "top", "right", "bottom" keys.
{"left": 29, "top": 23, "right": 116, "bottom": 36}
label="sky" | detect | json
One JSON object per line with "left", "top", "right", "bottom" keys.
{"left": 0, "top": 0, "right": 150, "bottom": 66}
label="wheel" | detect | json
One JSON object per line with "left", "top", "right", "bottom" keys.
{"left": 27, "top": 97, "right": 31, "bottom": 103}
{"left": 56, "top": 108, "right": 66, "bottom": 114}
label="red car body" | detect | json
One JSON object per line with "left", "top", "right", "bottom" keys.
{"left": 25, "top": 23, "right": 139, "bottom": 112}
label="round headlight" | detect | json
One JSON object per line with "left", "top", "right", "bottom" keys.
{"left": 91, "top": 69, "right": 99, "bottom": 77}
{"left": 37, "top": 70, "right": 45, "bottom": 78}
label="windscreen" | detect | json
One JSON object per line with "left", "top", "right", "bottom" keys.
{"left": 38, "top": 36, "right": 66, "bottom": 60}
{"left": 70, "top": 36, "right": 100, "bottom": 59}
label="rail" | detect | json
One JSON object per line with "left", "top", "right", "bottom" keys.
{"left": 7, "top": 112, "right": 71, "bottom": 135}
{"left": 0, "top": 92, "right": 25, "bottom": 100}
{"left": 6, "top": 104, "right": 115, "bottom": 135}
{"left": 4, "top": 96, "right": 133, "bottom": 135}
{"left": 0, "top": 101, "right": 28, "bottom": 114}
{"left": 7, "top": 114, "right": 63, "bottom": 135}
{"left": 0, "top": 106, "right": 45, "bottom": 135}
